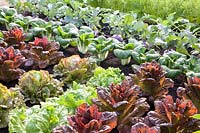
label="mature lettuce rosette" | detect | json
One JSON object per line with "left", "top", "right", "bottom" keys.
{"left": 177, "top": 77, "right": 200, "bottom": 112}
{"left": 0, "top": 46, "right": 25, "bottom": 82}
{"left": 132, "top": 61, "right": 174, "bottom": 100}
{"left": 145, "top": 95, "right": 200, "bottom": 132}
{"left": 3, "top": 27, "right": 24, "bottom": 45}
{"left": 53, "top": 103, "right": 117, "bottom": 133}
{"left": 87, "top": 67, "right": 125, "bottom": 88}
{"left": 0, "top": 83, "right": 24, "bottom": 128}
{"left": 22, "top": 37, "right": 64, "bottom": 69}
{"left": 92, "top": 79, "right": 150, "bottom": 132}
{"left": 53, "top": 55, "right": 96, "bottom": 84}
{"left": 15, "top": 70, "right": 63, "bottom": 104}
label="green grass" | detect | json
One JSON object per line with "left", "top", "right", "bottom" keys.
{"left": 80, "top": 0, "right": 200, "bottom": 23}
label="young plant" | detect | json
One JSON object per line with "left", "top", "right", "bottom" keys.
{"left": 53, "top": 55, "right": 96, "bottom": 84}
{"left": 22, "top": 37, "right": 64, "bottom": 69}
{"left": 186, "top": 56, "right": 200, "bottom": 77}
{"left": 0, "top": 83, "right": 24, "bottom": 128}
{"left": 87, "top": 67, "right": 125, "bottom": 88}
{"left": 0, "top": 46, "right": 25, "bottom": 82}
{"left": 88, "top": 36, "right": 114, "bottom": 61}
{"left": 145, "top": 95, "right": 200, "bottom": 132}
{"left": 57, "top": 103, "right": 117, "bottom": 133}
{"left": 92, "top": 79, "right": 150, "bottom": 132}
{"left": 132, "top": 61, "right": 174, "bottom": 100}
{"left": 77, "top": 26, "right": 95, "bottom": 54}
{"left": 114, "top": 43, "right": 134, "bottom": 65}
{"left": 53, "top": 24, "right": 79, "bottom": 48}
{"left": 16, "top": 70, "right": 63, "bottom": 104}
{"left": 177, "top": 77, "right": 200, "bottom": 112}
{"left": 0, "top": 7, "right": 16, "bottom": 30}
{"left": 158, "top": 50, "right": 187, "bottom": 78}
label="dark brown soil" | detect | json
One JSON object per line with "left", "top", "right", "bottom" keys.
{"left": 0, "top": 127, "right": 8, "bottom": 133}
{"left": 100, "top": 51, "right": 134, "bottom": 75}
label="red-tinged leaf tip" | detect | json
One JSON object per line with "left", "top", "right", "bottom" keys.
{"left": 11, "top": 28, "right": 23, "bottom": 41}
{"left": 34, "top": 36, "right": 48, "bottom": 47}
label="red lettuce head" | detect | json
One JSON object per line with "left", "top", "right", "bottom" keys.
{"left": 145, "top": 95, "right": 199, "bottom": 132}
{"left": 3, "top": 27, "right": 24, "bottom": 45}
{"left": 67, "top": 103, "right": 117, "bottom": 133}
{"left": 132, "top": 61, "right": 174, "bottom": 100}
{"left": 177, "top": 76, "right": 200, "bottom": 112}
{"left": 34, "top": 37, "right": 48, "bottom": 48}
{"left": 0, "top": 46, "right": 25, "bottom": 82}
{"left": 22, "top": 37, "right": 64, "bottom": 69}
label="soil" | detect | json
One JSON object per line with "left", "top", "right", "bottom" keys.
{"left": 100, "top": 51, "right": 135, "bottom": 75}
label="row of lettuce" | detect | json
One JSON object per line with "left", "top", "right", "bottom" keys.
{"left": 0, "top": 15, "right": 199, "bottom": 79}
{"left": 1, "top": 56, "right": 200, "bottom": 132}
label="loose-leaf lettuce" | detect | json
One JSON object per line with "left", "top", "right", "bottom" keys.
{"left": 92, "top": 79, "right": 150, "bottom": 132}
{"left": 65, "top": 103, "right": 117, "bottom": 133}
{"left": 0, "top": 83, "right": 24, "bottom": 128}
{"left": 0, "top": 46, "right": 25, "bottom": 82}
{"left": 53, "top": 55, "right": 96, "bottom": 84}
{"left": 132, "top": 61, "right": 174, "bottom": 101}
{"left": 15, "top": 70, "right": 63, "bottom": 104}
{"left": 9, "top": 101, "right": 69, "bottom": 133}
{"left": 22, "top": 37, "right": 64, "bottom": 69}
{"left": 87, "top": 67, "right": 125, "bottom": 88}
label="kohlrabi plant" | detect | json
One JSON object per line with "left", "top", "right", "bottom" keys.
{"left": 0, "top": 46, "right": 25, "bottom": 82}
{"left": 22, "top": 37, "right": 64, "bottom": 69}
{"left": 15, "top": 70, "right": 63, "bottom": 104}
{"left": 0, "top": 7, "right": 17, "bottom": 30}
{"left": 158, "top": 50, "right": 187, "bottom": 78}
{"left": 53, "top": 55, "right": 96, "bottom": 84}
{"left": 88, "top": 36, "right": 114, "bottom": 61}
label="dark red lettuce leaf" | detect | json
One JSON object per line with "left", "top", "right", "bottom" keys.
{"left": 2, "top": 28, "right": 26, "bottom": 49}
{"left": 131, "top": 122, "right": 160, "bottom": 133}
{"left": 132, "top": 61, "right": 174, "bottom": 101}
{"left": 67, "top": 103, "right": 117, "bottom": 133}
{"left": 0, "top": 46, "right": 25, "bottom": 82}
{"left": 92, "top": 79, "right": 150, "bottom": 132}
{"left": 22, "top": 37, "right": 64, "bottom": 69}
{"left": 145, "top": 95, "right": 200, "bottom": 132}
{"left": 177, "top": 77, "right": 200, "bottom": 112}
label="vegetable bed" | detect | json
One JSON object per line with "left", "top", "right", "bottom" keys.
{"left": 0, "top": 0, "right": 200, "bottom": 133}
